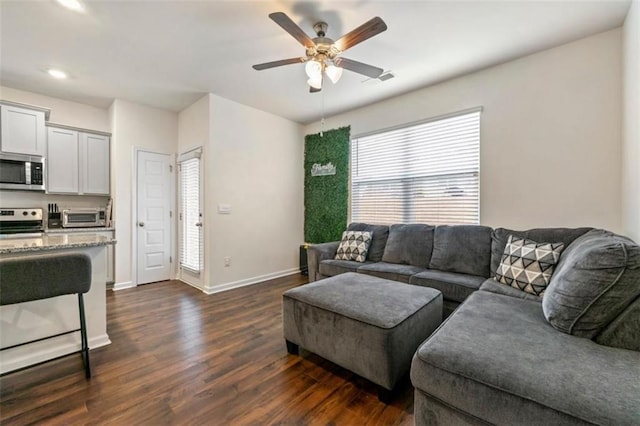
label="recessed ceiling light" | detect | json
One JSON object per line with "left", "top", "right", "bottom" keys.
{"left": 48, "top": 69, "right": 68, "bottom": 79}
{"left": 55, "top": 0, "right": 85, "bottom": 13}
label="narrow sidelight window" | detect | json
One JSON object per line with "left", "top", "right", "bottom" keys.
{"left": 178, "top": 148, "right": 202, "bottom": 273}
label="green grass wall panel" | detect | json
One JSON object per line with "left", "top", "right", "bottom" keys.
{"left": 304, "top": 126, "right": 350, "bottom": 243}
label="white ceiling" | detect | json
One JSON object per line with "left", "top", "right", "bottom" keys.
{"left": 0, "top": 0, "right": 631, "bottom": 124}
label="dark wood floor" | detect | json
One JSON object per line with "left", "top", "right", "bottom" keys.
{"left": 0, "top": 275, "right": 414, "bottom": 425}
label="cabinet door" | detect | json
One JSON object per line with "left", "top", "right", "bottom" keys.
{"left": 47, "top": 127, "right": 79, "bottom": 193}
{"left": 0, "top": 105, "right": 46, "bottom": 156}
{"left": 80, "top": 133, "right": 110, "bottom": 195}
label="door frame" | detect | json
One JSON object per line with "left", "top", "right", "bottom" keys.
{"left": 132, "top": 147, "right": 176, "bottom": 286}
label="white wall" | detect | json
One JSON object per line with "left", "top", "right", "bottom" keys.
{"left": 305, "top": 29, "right": 623, "bottom": 232}
{"left": 177, "top": 95, "right": 210, "bottom": 290}
{"left": 204, "top": 94, "right": 304, "bottom": 292}
{"left": 623, "top": 0, "right": 640, "bottom": 242}
{"left": 109, "top": 99, "right": 178, "bottom": 288}
{"left": 0, "top": 85, "right": 109, "bottom": 132}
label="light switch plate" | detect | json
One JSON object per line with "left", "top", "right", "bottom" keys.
{"left": 218, "top": 204, "right": 231, "bottom": 214}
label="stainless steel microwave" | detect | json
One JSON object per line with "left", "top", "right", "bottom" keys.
{"left": 0, "top": 153, "right": 45, "bottom": 191}
{"left": 62, "top": 208, "right": 106, "bottom": 228}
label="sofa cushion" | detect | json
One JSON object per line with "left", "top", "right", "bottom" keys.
{"left": 358, "top": 262, "right": 426, "bottom": 283}
{"left": 490, "top": 227, "right": 591, "bottom": 278}
{"left": 335, "top": 231, "right": 372, "bottom": 262}
{"left": 409, "top": 270, "right": 485, "bottom": 303}
{"left": 429, "top": 225, "right": 493, "bottom": 277}
{"left": 411, "top": 291, "right": 640, "bottom": 426}
{"left": 495, "top": 235, "right": 565, "bottom": 296}
{"left": 347, "top": 223, "right": 389, "bottom": 262}
{"left": 542, "top": 229, "right": 640, "bottom": 339}
{"left": 381, "top": 224, "right": 435, "bottom": 267}
{"left": 480, "top": 278, "right": 542, "bottom": 302}
{"left": 319, "top": 259, "right": 373, "bottom": 277}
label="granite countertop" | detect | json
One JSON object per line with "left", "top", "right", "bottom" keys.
{"left": 45, "top": 227, "right": 115, "bottom": 234}
{"left": 0, "top": 234, "right": 117, "bottom": 254}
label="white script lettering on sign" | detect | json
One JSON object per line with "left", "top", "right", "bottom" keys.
{"left": 311, "top": 163, "right": 337, "bottom": 176}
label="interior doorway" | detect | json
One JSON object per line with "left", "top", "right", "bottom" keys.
{"left": 135, "top": 150, "right": 172, "bottom": 285}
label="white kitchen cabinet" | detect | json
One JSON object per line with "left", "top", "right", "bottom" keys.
{"left": 47, "top": 127, "right": 79, "bottom": 193}
{"left": 0, "top": 103, "right": 47, "bottom": 156}
{"left": 80, "top": 132, "right": 110, "bottom": 195}
{"left": 46, "top": 124, "right": 110, "bottom": 195}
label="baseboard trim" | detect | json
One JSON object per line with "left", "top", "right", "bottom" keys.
{"left": 203, "top": 268, "right": 300, "bottom": 295}
{"left": 180, "top": 278, "right": 203, "bottom": 292}
{"left": 0, "top": 334, "right": 111, "bottom": 375}
{"left": 112, "top": 281, "right": 135, "bottom": 291}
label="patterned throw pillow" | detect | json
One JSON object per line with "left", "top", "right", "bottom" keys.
{"left": 335, "top": 231, "right": 372, "bottom": 263}
{"left": 495, "top": 235, "right": 565, "bottom": 296}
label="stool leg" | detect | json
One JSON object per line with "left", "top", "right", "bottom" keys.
{"left": 78, "top": 294, "right": 91, "bottom": 378}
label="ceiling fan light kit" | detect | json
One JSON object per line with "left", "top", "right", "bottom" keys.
{"left": 253, "top": 12, "right": 387, "bottom": 93}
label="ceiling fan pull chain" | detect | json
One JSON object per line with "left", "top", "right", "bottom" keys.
{"left": 320, "top": 90, "right": 325, "bottom": 137}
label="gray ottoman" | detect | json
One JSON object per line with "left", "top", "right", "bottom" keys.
{"left": 283, "top": 272, "right": 442, "bottom": 401}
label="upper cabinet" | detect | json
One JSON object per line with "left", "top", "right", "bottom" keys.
{"left": 47, "top": 124, "right": 110, "bottom": 195}
{"left": 80, "top": 132, "right": 110, "bottom": 195}
{"left": 0, "top": 103, "right": 48, "bottom": 156}
{"left": 47, "top": 127, "right": 79, "bottom": 193}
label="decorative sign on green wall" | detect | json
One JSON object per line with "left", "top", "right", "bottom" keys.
{"left": 304, "top": 126, "right": 350, "bottom": 243}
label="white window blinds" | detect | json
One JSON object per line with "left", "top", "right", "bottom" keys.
{"left": 351, "top": 109, "right": 481, "bottom": 225}
{"left": 178, "top": 149, "right": 202, "bottom": 273}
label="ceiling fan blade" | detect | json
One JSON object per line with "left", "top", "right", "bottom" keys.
{"left": 269, "top": 12, "right": 315, "bottom": 49}
{"left": 334, "top": 57, "right": 383, "bottom": 78}
{"left": 252, "top": 57, "right": 305, "bottom": 70}
{"left": 334, "top": 17, "right": 387, "bottom": 52}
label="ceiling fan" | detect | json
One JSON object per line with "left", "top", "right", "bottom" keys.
{"left": 252, "top": 12, "right": 388, "bottom": 93}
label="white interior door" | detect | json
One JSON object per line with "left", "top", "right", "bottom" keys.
{"left": 136, "top": 151, "right": 171, "bottom": 285}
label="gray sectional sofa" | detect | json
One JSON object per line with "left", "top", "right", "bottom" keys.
{"left": 307, "top": 223, "right": 640, "bottom": 425}
{"left": 308, "top": 223, "right": 590, "bottom": 316}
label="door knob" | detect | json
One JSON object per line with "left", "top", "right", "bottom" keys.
{"left": 195, "top": 222, "right": 203, "bottom": 227}
{"left": 138, "top": 222, "right": 145, "bottom": 227}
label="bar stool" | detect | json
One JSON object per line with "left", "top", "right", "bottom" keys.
{"left": 0, "top": 253, "right": 93, "bottom": 378}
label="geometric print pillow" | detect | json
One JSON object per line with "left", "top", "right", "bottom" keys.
{"left": 495, "top": 235, "right": 565, "bottom": 296}
{"left": 335, "top": 231, "right": 372, "bottom": 263}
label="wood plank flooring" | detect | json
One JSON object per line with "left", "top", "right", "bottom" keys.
{"left": 0, "top": 275, "right": 414, "bottom": 425}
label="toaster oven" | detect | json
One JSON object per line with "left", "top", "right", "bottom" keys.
{"left": 62, "top": 208, "right": 106, "bottom": 228}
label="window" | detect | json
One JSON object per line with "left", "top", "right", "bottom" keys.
{"left": 178, "top": 148, "right": 202, "bottom": 273}
{"left": 351, "top": 108, "right": 481, "bottom": 225}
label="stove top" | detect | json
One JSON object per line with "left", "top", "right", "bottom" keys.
{"left": 0, "top": 208, "right": 44, "bottom": 235}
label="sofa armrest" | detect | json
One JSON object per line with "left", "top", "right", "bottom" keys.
{"left": 307, "top": 242, "right": 340, "bottom": 282}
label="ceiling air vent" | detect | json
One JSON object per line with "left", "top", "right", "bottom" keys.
{"left": 378, "top": 71, "right": 395, "bottom": 81}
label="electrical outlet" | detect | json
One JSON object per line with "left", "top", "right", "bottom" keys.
{"left": 224, "top": 257, "right": 231, "bottom": 267}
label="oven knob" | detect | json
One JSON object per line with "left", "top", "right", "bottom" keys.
{"left": 23, "top": 211, "right": 28, "bottom": 216}
{"left": 31, "top": 211, "right": 37, "bottom": 216}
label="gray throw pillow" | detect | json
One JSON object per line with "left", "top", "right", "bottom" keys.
{"left": 542, "top": 229, "right": 640, "bottom": 338}
{"left": 381, "top": 224, "right": 435, "bottom": 268}
{"left": 429, "top": 225, "right": 493, "bottom": 277}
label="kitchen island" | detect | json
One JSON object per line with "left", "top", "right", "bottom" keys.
{"left": 0, "top": 233, "right": 116, "bottom": 374}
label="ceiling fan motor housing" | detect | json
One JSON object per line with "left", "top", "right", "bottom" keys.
{"left": 306, "top": 22, "right": 341, "bottom": 60}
